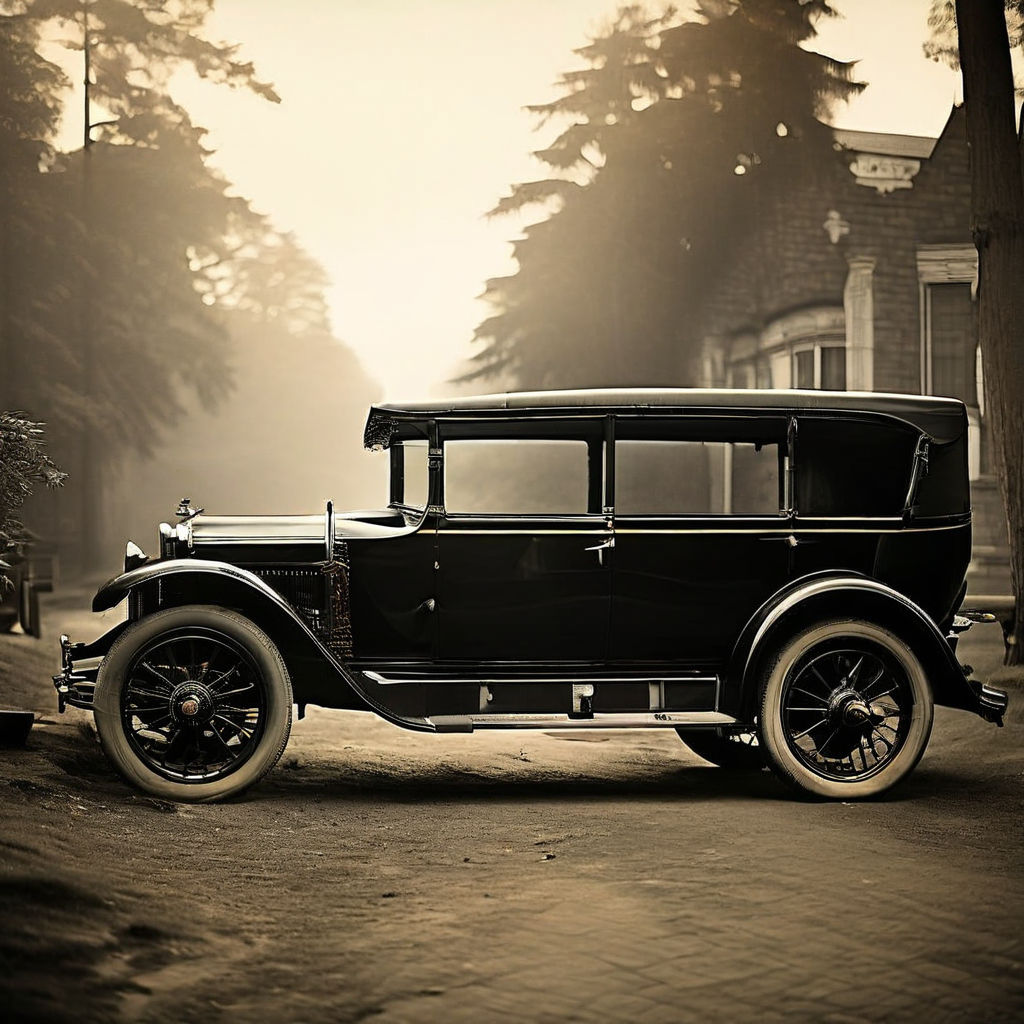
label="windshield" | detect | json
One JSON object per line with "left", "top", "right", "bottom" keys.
{"left": 391, "top": 440, "right": 429, "bottom": 511}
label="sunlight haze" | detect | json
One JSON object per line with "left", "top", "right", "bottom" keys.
{"left": 68, "top": 0, "right": 962, "bottom": 400}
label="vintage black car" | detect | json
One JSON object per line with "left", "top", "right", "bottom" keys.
{"left": 54, "top": 389, "right": 1008, "bottom": 801}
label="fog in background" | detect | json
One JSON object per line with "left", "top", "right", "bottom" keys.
{"left": 137, "top": 0, "right": 954, "bottom": 540}
{"left": 162, "top": 0, "right": 959, "bottom": 398}
{"left": 106, "top": 323, "right": 387, "bottom": 552}
{"left": 5, "top": 0, "right": 963, "bottom": 571}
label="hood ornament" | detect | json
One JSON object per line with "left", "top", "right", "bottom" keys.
{"left": 176, "top": 497, "right": 204, "bottom": 522}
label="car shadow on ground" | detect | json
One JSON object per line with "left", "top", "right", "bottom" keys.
{"left": 14, "top": 717, "right": 1017, "bottom": 813}
{"left": 257, "top": 758, "right": 790, "bottom": 805}
{"left": 12, "top": 723, "right": 789, "bottom": 806}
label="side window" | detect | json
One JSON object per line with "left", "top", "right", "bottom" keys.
{"left": 796, "top": 418, "right": 917, "bottom": 516}
{"left": 392, "top": 440, "right": 429, "bottom": 510}
{"left": 444, "top": 439, "right": 589, "bottom": 515}
{"left": 615, "top": 439, "right": 781, "bottom": 515}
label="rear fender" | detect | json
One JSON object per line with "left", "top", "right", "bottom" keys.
{"left": 725, "top": 573, "right": 985, "bottom": 720}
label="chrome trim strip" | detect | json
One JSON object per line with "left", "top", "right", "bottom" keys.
{"left": 793, "top": 516, "right": 904, "bottom": 523}
{"left": 190, "top": 535, "right": 327, "bottom": 545}
{"left": 432, "top": 532, "right": 606, "bottom": 540}
{"left": 421, "top": 523, "right": 968, "bottom": 536}
{"left": 616, "top": 524, "right": 967, "bottom": 534}
{"left": 364, "top": 670, "right": 717, "bottom": 686}
{"left": 428, "top": 711, "right": 738, "bottom": 731}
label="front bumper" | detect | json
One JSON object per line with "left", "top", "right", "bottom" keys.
{"left": 52, "top": 624, "right": 127, "bottom": 712}
{"left": 53, "top": 634, "right": 99, "bottom": 712}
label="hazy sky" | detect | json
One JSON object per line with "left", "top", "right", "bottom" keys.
{"left": 151, "top": 1, "right": 960, "bottom": 399}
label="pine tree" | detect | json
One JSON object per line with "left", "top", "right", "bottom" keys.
{"left": 467, "top": 1, "right": 861, "bottom": 389}
{"left": 0, "top": 1, "right": 364, "bottom": 568}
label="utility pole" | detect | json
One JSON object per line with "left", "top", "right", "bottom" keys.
{"left": 79, "top": 0, "right": 97, "bottom": 572}
{"left": 79, "top": 0, "right": 115, "bottom": 572}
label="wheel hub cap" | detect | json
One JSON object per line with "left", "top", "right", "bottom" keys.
{"left": 170, "top": 682, "right": 214, "bottom": 726}
{"left": 828, "top": 688, "right": 873, "bottom": 728}
{"left": 842, "top": 697, "right": 871, "bottom": 727}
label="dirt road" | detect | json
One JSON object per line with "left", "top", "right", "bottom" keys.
{"left": 2, "top": 591, "right": 1023, "bottom": 1022}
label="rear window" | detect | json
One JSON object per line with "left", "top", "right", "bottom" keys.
{"left": 796, "top": 418, "right": 917, "bottom": 516}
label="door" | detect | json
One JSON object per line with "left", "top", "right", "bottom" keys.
{"left": 610, "top": 416, "right": 793, "bottom": 664}
{"left": 437, "top": 429, "right": 610, "bottom": 662}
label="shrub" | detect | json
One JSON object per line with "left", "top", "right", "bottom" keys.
{"left": 0, "top": 412, "right": 66, "bottom": 590}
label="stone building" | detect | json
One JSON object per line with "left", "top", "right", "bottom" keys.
{"left": 694, "top": 105, "right": 1008, "bottom": 594}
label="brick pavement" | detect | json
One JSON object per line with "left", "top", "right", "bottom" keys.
{"left": 3, "top": 616, "right": 1021, "bottom": 1022}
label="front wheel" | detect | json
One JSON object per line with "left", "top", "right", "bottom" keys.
{"left": 94, "top": 605, "right": 292, "bottom": 802}
{"left": 757, "top": 618, "right": 933, "bottom": 800}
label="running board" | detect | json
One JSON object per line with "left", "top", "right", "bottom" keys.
{"left": 428, "top": 711, "right": 738, "bottom": 733}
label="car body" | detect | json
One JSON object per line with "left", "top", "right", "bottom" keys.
{"left": 54, "top": 388, "right": 1008, "bottom": 800}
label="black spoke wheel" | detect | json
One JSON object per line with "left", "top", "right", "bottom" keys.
{"left": 758, "top": 619, "right": 933, "bottom": 799}
{"left": 95, "top": 606, "right": 292, "bottom": 802}
{"left": 676, "top": 728, "right": 764, "bottom": 770}
{"left": 121, "top": 629, "right": 269, "bottom": 783}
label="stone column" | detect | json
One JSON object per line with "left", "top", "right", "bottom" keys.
{"left": 844, "top": 255, "right": 876, "bottom": 391}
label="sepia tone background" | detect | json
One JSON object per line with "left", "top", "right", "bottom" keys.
{"left": 7, "top": 0, "right": 1004, "bottom": 572}
{"left": 2, "top": 1, "right": 1023, "bottom": 1021}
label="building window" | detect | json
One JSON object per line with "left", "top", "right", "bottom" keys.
{"left": 735, "top": 306, "right": 847, "bottom": 392}
{"left": 917, "top": 245, "right": 982, "bottom": 478}
{"left": 793, "top": 350, "right": 813, "bottom": 389}
{"left": 927, "top": 282, "right": 977, "bottom": 405}
{"left": 792, "top": 343, "right": 847, "bottom": 390}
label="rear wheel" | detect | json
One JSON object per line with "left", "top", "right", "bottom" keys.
{"left": 758, "top": 618, "right": 933, "bottom": 800}
{"left": 676, "top": 728, "right": 764, "bottom": 770}
{"left": 94, "top": 605, "right": 292, "bottom": 802}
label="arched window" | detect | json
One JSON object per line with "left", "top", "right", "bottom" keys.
{"left": 728, "top": 307, "right": 846, "bottom": 391}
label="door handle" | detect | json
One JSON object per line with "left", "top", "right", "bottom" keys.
{"left": 584, "top": 536, "right": 615, "bottom": 565}
{"left": 759, "top": 534, "right": 799, "bottom": 548}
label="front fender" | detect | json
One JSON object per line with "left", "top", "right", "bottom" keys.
{"left": 94, "top": 558, "right": 289, "bottom": 613}
{"left": 725, "top": 572, "right": 998, "bottom": 721}
{"left": 92, "top": 559, "right": 434, "bottom": 731}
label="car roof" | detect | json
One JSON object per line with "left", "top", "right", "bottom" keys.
{"left": 364, "top": 388, "right": 966, "bottom": 447}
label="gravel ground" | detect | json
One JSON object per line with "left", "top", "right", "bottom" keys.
{"left": 1, "top": 588, "right": 1022, "bottom": 1023}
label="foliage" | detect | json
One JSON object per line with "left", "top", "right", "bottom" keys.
{"left": 0, "top": 1, "right": 372, "bottom": 570}
{"left": 923, "top": 0, "right": 1024, "bottom": 73}
{"left": 0, "top": 413, "right": 65, "bottom": 586}
{"left": 467, "top": 0, "right": 862, "bottom": 389}
{"left": 0, "top": 0, "right": 289, "bottom": 455}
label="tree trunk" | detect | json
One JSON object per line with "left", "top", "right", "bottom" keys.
{"left": 955, "top": 0, "right": 1024, "bottom": 664}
